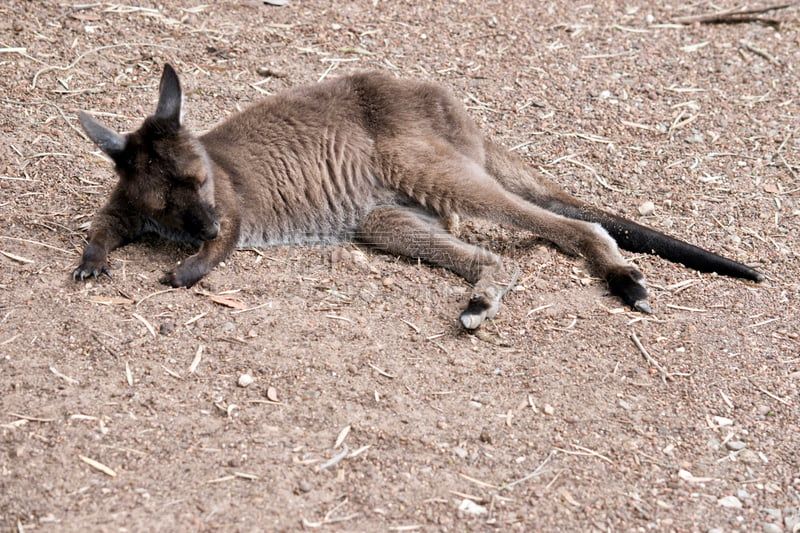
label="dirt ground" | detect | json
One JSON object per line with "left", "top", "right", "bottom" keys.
{"left": 1, "top": 1, "right": 799, "bottom": 531}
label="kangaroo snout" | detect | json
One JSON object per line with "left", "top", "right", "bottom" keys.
{"left": 201, "top": 219, "right": 221, "bottom": 241}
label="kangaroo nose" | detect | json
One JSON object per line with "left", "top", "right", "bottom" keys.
{"left": 203, "top": 220, "right": 220, "bottom": 240}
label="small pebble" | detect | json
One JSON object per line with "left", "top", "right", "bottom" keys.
{"left": 618, "top": 399, "right": 631, "bottom": 410}
{"left": 298, "top": 481, "right": 312, "bottom": 493}
{"left": 763, "top": 523, "right": 782, "bottom": 533}
{"left": 718, "top": 495, "right": 743, "bottom": 509}
{"left": 638, "top": 201, "right": 655, "bottom": 216}
{"left": 737, "top": 449, "right": 761, "bottom": 465}
{"left": 543, "top": 404, "right": 555, "bottom": 415}
{"left": 687, "top": 132, "right": 704, "bottom": 143}
{"left": 458, "top": 499, "right": 487, "bottom": 516}
{"left": 266, "top": 386, "right": 279, "bottom": 402}
{"left": 784, "top": 513, "right": 800, "bottom": 530}
{"left": 713, "top": 415, "right": 733, "bottom": 427}
{"left": 453, "top": 447, "right": 468, "bottom": 459}
{"left": 238, "top": 373, "right": 254, "bottom": 387}
{"left": 726, "top": 440, "right": 747, "bottom": 451}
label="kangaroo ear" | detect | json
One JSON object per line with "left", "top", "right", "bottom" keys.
{"left": 78, "top": 111, "right": 126, "bottom": 161}
{"left": 155, "top": 63, "right": 182, "bottom": 124}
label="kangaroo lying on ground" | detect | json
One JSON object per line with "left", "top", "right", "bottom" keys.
{"left": 74, "top": 64, "right": 763, "bottom": 329}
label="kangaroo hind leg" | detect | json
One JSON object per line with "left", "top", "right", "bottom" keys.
{"left": 382, "top": 139, "right": 650, "bottom": 312}
{"left": 356, "top": 206, "right": 518, "bottom": 330}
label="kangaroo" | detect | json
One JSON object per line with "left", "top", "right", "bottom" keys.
{"left": 74, "top": 64, "right": 763, "bottom": 329}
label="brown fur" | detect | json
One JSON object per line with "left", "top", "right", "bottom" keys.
{"left": 75, "top": 65, "right": 762, "bottom": 329}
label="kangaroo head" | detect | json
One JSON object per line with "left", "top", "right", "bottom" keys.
{"left": 79, "top": 64, "right": 220, "bottom": 241}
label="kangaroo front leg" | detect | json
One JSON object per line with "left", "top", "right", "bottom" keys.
{"left": 357, "top": 206, "right": 517, "bottom": 330}
{"left": 73, "top": 192, "right": 145, "bottom": 282}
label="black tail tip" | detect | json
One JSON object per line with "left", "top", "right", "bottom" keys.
{"left": 736, "top": 264, "right": 765, "bottom": 282}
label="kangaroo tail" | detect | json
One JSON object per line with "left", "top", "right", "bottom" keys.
{"left": 550, "top": 202, "right": 765, "bottom": 282}
{"left": 481, "top": 140, "right": 764, "bottom": 282}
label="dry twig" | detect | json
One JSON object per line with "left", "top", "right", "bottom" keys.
{"left": 31, "top": 42, "right": 180, "bottom": 89}
{"left": 318, "top": 445, "right": 350, "bottom": 471}
{"left": 630, "top": 332, "right": 673, "bottom": 383}
{"left": 498, "top": 450, "right": 556, "bottom": 492}
{"left": 131, "top": 313, "right": 156, "bottom": 338}
{"left": 189, "top": 345, "right": 204, "bottom": 374}
{"left": 368, "top": 362, "right": 396, "bottom": 379}
{"left": 79, "top": 454, "right": 117, "bottom": 477}
{"left": 672, "top": 3, "right": 795, "bottom": 27}
{"left": 739, "top": 40, "right": 781, "bottom": 66}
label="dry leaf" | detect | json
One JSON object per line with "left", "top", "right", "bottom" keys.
{"left": 558, "top": 487, "right": 580, "bottom": 506}
{"left": 334, "top": 425, "right": 351, "bottom": 449}
{"left": 207, "top": 294, "right": 246, "bottom": 310}
{"left": 189, "top": 345, "right": 204, "bottom": 373}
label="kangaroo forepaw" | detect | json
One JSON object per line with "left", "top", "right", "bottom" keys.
{"left": 160, "top": 255, "right": 212, "bottom": 288}
{"left": 160, "top": 267, "right": 200, "bottom": 288}
{"left": 72, "top": 262, "right": 111, "bottom": 282}
{"left": 606, "top": 266, "right": 650, "bottom": 313}
{"left": 160, "top": 270, "right": 184, "bottom": 288}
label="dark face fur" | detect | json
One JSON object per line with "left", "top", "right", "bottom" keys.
{"left": 79, "top": 65, "right": 220, "bottom": 242}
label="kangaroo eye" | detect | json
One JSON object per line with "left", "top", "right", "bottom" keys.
{"left": 174, "top": 175, "right": 198, "bottom": 186}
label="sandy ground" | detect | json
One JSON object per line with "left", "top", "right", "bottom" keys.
{"left": 1, "top": 1, "right": 799, "bottom": 531}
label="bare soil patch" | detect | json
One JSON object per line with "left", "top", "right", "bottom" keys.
{"left": 1, "top": 1, "right": 799, "bottom": 531}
